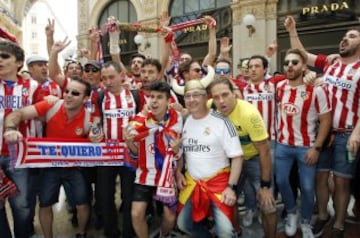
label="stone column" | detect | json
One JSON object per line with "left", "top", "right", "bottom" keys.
{"left": 77, "top": 0, "right": 89, "bottom": 51}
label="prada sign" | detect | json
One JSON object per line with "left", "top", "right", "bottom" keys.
{"left": 302, "top": 1, "right": 349, "bottom": 15}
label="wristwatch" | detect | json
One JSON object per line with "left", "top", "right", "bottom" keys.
{"left": 227, "top": 183, "right": 237, "bottom": 191}
{"left": 313, "top": 146, "right": 322, "bottom": 152}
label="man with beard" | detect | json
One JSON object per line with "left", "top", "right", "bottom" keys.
{"left": 275, "top": 49, "right": 331, "bottom": 238}
{"left": 285, "top": 16, "right": 360, "bottom": 238}
{"left": 208, "top": 77, "right": 277, "bottom": 238}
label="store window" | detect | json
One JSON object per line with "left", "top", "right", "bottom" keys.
{"left": 169, "top": 0, "right": 231, "bottom": 59}
{"left": 98, "top": 0, "right": 138, "bottom": 62}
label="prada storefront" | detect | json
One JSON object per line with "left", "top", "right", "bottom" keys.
{"left": 277, "top": 0, "right": 360, "bottom": 71}
{"left": 98, "top": 0, "right": 232, "bottom": 64}
{"left": 93, "top": 0, "right": 359, "bottom": 72}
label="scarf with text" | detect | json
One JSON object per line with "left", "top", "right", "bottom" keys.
{"left": 133, "top": 109, "right": 180, "bottom": 209}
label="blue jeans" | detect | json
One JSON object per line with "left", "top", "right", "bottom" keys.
{"left": 275, "top": 143, "right": 316, "bottom": 222}
{"left": 238, "top": 156, "right": 261, "bottom": 210}
{"left": 0, "top": 156, "right": 31, "bottom": 238}
{"left": 177, "top": 199, "right": 236, "bottom": 238}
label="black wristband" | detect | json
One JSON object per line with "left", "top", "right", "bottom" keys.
{"left": 227, "top": 183, "right": 237, "bottom": 191}
{"left": 260, "top": 180, "right": 271, "bottom": 188}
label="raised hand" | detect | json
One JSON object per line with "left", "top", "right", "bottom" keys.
{"left": 51, "top": 37, "right": 71, "bottom": 53}
{"left": 45, "top": 18, "right": 55, "bottom": 37}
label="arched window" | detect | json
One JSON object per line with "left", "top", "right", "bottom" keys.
{"left": 170, "top": 0, "right": 231, "bottom": 17}
{"left": 98, "top": 0, "right": 137, "bottom": 62}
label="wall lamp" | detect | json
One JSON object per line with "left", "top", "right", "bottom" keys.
{"left": 243, "top": 14, "right": 256, "bottom": 37}
{"left": 134, "top": 34, "right": 151, "bottom": 52}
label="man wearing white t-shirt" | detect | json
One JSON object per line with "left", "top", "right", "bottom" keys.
{"left": 175, "top": 79, "right": 243, "bottom": 238}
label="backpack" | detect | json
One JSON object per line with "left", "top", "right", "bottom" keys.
{"left": 46, "top": 100, "right": 91, "bottom": 134}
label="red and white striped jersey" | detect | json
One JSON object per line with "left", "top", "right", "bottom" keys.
{"left": 0, "top": 77, "right": 39, "bottom": 155}
{"left": 315, "top": 55, "right": 360, "bottom": 130}
{"left": 240, "top": 76, "right": 285, "bottom": 140}
{"left": 31, "top": 79, "right": 63, "bottom": 137}
{"left": 33, "top": 79, "right": 62, "bottom": 103}
{"left": 276, "top": 80, "right": 331, "bottom": 146}
{"left": 101, "top": 89, "right": 137, "bottom": 142}
{"left": 133, "top": 109, "right": 183, "bottom": 186}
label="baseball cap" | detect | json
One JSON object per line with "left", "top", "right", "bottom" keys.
{"left": 26, "top": 55, "right": 48, "bottom": 66}
{"left": 84, "top": 60, "right": 102, "bottom": 69}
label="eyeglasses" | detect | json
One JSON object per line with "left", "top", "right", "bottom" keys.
{"left": 0, "top": 53, "right": 11, "bottom": 60}
{"left": 215, "top": 68, "right": 231, "bottom": 74}
{"left": 84, "top": 67, "right": 100, "bottom": 73}
{"left": 192, "top": 68, "right": 202, "bottom": 73}
{"left": 283, "top": 59, "right": 300, "bottom": 67}
{"left": 184, "top": 92, "right": 206, "bottom": 100}
{"left": 64, "top": 89, "right": 81, "bottom": 96}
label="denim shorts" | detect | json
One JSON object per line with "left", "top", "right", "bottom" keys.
{"left": 39, "top": 168, "right": 88, "bottom": 207}
{"left": 317, "top": 132, "right": 357, "bottom": 178}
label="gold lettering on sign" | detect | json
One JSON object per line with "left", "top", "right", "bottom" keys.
{"left": 302, "top": 1, "right": 349, "bottom": 15}
{"left": 183, "top": 24, "right": 208, "bottom": 33}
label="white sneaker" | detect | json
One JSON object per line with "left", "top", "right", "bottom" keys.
{"left": 242, "top": 209, "right": 255, "bottom": 227}
{"left": 301, "top": 223, "right": 314, "bottom": 238}
{"left": 285, "top": 213, "right": 298, "bottom": 236}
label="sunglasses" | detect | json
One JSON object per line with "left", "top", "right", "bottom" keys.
{"left": 84, "top": 67, "right": 100, "bottom": 73}
{"left": 0, "top": 53, "right": 11, "bottom": 60}
{"left": 283, "top": 59, "right": 299, "bottom": 67}
{"left": 184, "top": 92, "right": 206, "bottom": 100}
{"left": 215, "top": 68, "right": 231, "bottom": 74}
{"left": 192, "top": 68, "right": 202, "bottom": 73}
{"left": 64, "top": 89, "right": 81, "bottom": 96}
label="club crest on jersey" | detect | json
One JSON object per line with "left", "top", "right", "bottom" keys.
{"left": 125, "top": 94, "right": 133, "bottom": 102}
{"left": 148, "top": 144, "right": 155, "bottom": 154}
{"left": 75, "top": 127, "right": 83, "bottom": 135}
{"left": 282, "top": 103, "right": 299, "bottom": 115}
{"left": 300, "top": 91, "right": 309, "bottom": 100}
{"left": 203, "top": 127, "right": 211, "bottom": 136}
{"left": 22, "top": 87, "right": 29, "bottom": 97}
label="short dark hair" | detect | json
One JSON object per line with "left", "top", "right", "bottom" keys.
{"left": 0, "top": 40, "right": 24, "bottom": 71}
{"left": 249, "top": 55, "right": 268, "bottom": 70}
{"left": 64, "top": 60, "right": 83, "bottom": 73}
{"left": 70, "top": 76, "right": 91, "bottom": 97}
{"left": 178, "top": 59, "right": 195, "bottom": 78}
{"left": 142, "top": 58, "right": 161, "bottom": 73}
{"left": 207, "top": 77, "right": 235, "bottom": 94}
{"left": 286, "top": 48, "right": 308, "bottom": 63}
{"left": 215, "top": 58, "right": 232, "bottom": 69}
{"left": 149, "top": 81, "right": 171, "bottom": 99}
{"left": 102, "top": 61, "right": 122, "bottom": 73}
{"left": 130, "top": 53, "right": 146, "bottom": 62}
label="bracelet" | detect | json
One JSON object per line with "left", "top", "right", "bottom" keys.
{"left": 260, "top": 180, "right": 271, "bottom": 188}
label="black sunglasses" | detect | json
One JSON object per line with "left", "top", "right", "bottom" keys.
{"left": 84, "top": 67, "right": 100, "bottom": 73}
{"left": 192, "top": 68, "right": 202, "bottom": 73}
{"left": 283, "top": 59, "right": 299, "bottom": 67}
{"left": 64, "top": 89, "right": 81, "bottom": 96}
{"left": 0, "top": 53, "right": 11, "bottom": 60}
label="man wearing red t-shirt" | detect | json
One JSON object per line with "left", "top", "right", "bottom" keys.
{"left": 4, "top": 76, "right": 93, "bottom": 238}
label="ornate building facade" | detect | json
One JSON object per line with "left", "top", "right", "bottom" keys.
{"left": 78, "top": 0, "right": 279, "bottom": 74}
